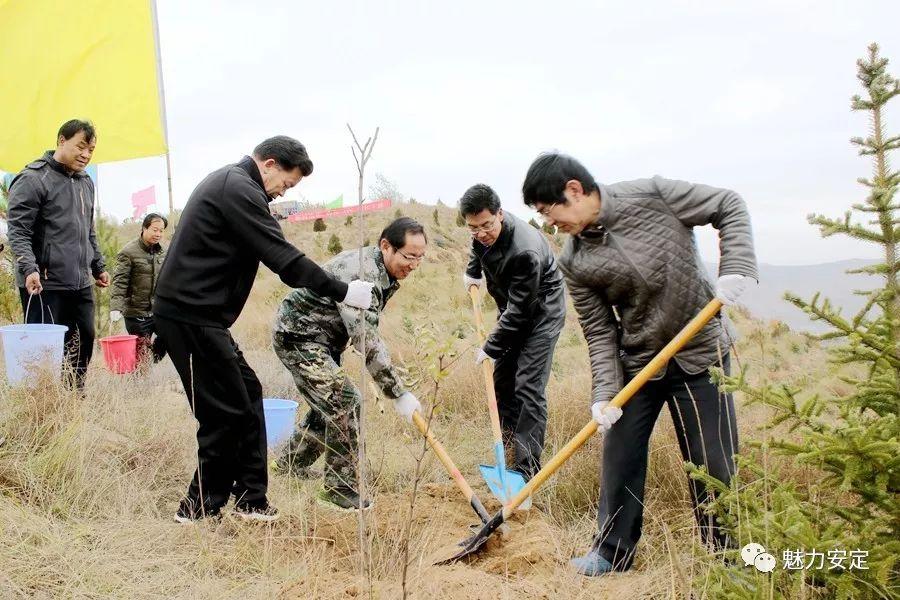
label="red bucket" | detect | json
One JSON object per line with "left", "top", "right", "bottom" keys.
{"left": 99, "top": 334, "right": 138, "bottom": 374}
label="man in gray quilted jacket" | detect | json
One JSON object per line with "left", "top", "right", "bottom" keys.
{"left": 522, "top": 152, "right": 757, "bottom": 576}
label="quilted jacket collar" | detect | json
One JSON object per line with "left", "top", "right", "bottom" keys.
{"left": 597, "top": 184, "right": 616, "bottom": 225}
{"left": 579, "top": 185, "right": 616, "bottom": 239}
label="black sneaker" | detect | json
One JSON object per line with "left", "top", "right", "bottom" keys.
{"left": 316, "top": 487, "right": 373, "bottom": 512}
{"left": 173, "top": 503, "right": 221, "bottom": 524}
{"left": 233, "top": 501, "right": 279, "bottom": 522}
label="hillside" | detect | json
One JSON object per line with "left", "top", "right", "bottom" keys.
{"left": 720, "top": 259, "right": 878, "bottom": 333}
{"left": 0, "top": 202, "right": 843, "bottom": 598}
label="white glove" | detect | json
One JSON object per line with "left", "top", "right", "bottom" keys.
{"left": 715, "top": 274, "right": 754, "bottom": 306}
{"left": 475, "top": 348, "right": 492, "bottom": 366}
{"left": 342, "top": 280, "right": 374, "bottom": 310}
{"left": 464, "top": 273, "right": 485, "bottom": 291}
{"left": 110, "top": 310, "right": 123, "bottom": 323}
{"left": 592, "top": 401, "right": 623, "bottom": 433}
{"left": 393, "top": 391, "right": 421, "bottom": 423}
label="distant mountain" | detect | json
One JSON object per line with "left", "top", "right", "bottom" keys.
{"left": 708, "top": 259, "right": 880, "bottom": 333}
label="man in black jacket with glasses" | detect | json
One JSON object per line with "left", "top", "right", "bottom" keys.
{"left": 460, "top": 183, "right": 566, "bottom": 481}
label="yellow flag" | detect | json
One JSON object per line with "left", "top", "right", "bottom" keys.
{"left": 0, "top": 0, "right": 167, "bottom": 172}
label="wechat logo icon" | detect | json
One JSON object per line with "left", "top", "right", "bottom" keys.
{"left": 741, "top": 543, "right": 777, "bottom": 573}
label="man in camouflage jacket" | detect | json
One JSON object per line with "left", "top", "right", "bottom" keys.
{"left": 273, "top": 217, "right": 426, "bottom": 511}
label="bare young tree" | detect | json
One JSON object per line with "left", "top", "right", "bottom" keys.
{"left": 348, "top": 124, "right": 379, "bottom": 208}
{"left": 347, "top": 122, "right": 379, "bottom": 597}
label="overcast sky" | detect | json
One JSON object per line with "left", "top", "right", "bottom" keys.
{"left": 87, "top": 1, "right": 900, "bottom": 265}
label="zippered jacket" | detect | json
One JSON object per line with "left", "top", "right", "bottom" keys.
{"left": 560, "top": 176, "right": 758, "bottom": 405}
{"left": 154, "top": 156, "right": 348, "bottom": 328}
{"left": 7, "top": 151, "right": 105, "bottom": 290}
{"left": 466, "top": 211, "right": 566, "bottom": 357}
{"left": 110, "top": 237, "right": 165, "bottom": 317}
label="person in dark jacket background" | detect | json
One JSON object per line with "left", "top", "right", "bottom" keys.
{"left": 522, "top": 152, "right": 757, "bottom": 577}
{"left": 6, "top": 119, "right": 109, "bottom": 389}
{"left": 110, "top": 212, "right": 168, "bottom": 363}
{"left": 154, "top": 135, "right": 374, "bottom": 524}
{"left": 460, "top": 184, "right": 566, "bottom": 481}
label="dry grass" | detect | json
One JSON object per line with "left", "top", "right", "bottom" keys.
{"left": 0, "top": 204, "right": 834, "bottom": 598}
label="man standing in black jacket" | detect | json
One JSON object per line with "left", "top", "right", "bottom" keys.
{"left": 154, "top": 136, "right": 374, "bottom": 523}
{"left": 7, "top": 119, "right": 109, "bottom": 389}
{"left": 460, "top": 184, "right": 566, "bottom": 480}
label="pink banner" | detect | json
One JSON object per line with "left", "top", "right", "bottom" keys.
{"left": 131, "top": 185, "right": 156, "bottom": 220}
{"left": 287, "top": 198, "right": 392, "bottom": 222}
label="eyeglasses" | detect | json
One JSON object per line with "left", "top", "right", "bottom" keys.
{"left": 466, "top": 216, "right": 499, "bottom": 234}
{"left": 534, "top": 203, "right": 560, "bottom": 219}
{"left": 397, "top": 249, "right": 426, "bottom": 264}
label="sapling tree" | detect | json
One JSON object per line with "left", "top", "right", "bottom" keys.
{"left": 691, "top": 43, "right": 899, "bottom": 599}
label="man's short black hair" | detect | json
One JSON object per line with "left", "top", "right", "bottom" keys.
{"left": 522, "top": 152, "right": 598, "bottom": 207}
{"left": 58, "top": 119, "right": 96, "bottom": 144}
{"left": 253, "top": 135, "right": 314, "bottom": 176}
{"left": 380, "top": 217, "right": 427, "bottom": 249}
{"left": 459, "top": 183, "right": 501, "bottom": 217}
{"left": 142, "top": 212, "right": 168, "bottom": 229}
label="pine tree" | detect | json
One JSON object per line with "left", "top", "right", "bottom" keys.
{"left": 327, "top": 233, "right": 343, "bottom": 255}
{"left": 345, "top": 215, "right": 353, "bottom": 227}
{"left": 0, "top": 178, "right": 8, "bottom": 218}
{"left": 432, "top": 208, "right": 439, "bottom": 225}
{"left": 313, "top": 217, "right": 326, "bottom": 232}
{"left": 93, "top": 215, "right": 121, "bottom": 335}
{"left": 541, "top": 222, "right": 555, "bottom": 235}
{"left": 691, "top": 43, "right": 900, "bottom": 598}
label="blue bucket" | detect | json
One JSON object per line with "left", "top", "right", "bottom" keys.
{"left": 263, "top": 398, "right": 299, "bottom": 449}
{"left": 0, "top": 323, "right": 68, "bottom": 386}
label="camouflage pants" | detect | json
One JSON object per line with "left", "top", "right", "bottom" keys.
{"left": 274, "top": 340, "right": 361, "bottom": 492}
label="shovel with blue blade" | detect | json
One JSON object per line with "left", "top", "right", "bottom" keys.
{"left": 468, "top": 285, "right": 529, "bottom": 508}
{"left": 437, "top": 299, "right": 726, "bottom": 564}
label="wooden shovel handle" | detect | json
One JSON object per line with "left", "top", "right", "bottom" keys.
{"left": 468, "top": 286, "right": 504, "bottom": 443}
{"left": 411, "top": 410, "right": 477, "bottom": 501}
{"left": 410, "top": 410, "right": 493, "bottom": 523}
{"left": 502, "top": 299, "right": 725, "bottom": 516}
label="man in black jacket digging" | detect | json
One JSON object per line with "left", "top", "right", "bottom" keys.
{"left": 154, "top": 136, "right": 374, "bottom": 523}
{"left": 460, "top": 184, "right": 566, "bottom": 481}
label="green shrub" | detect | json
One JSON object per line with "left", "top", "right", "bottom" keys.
{"left": 92, "top": 215, "right": 121, "bottom": 336}
{"left": 327, "top": 233, "right": 343, "bottom": 255}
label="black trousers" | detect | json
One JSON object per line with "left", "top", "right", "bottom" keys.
{"left": 493, "top": 329, "right": 560, "bottom": 480}
{"left": 19, "top": 286, "right": 95, "bottom": 388}
{"left": 155, "top": 315, "right": 268, "bottom": 513}
{"left": 593, "top": 355, "right": 738, "bottom": 570}
{"left": 124, "top": 316, "right": 167, "bottom": 362}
